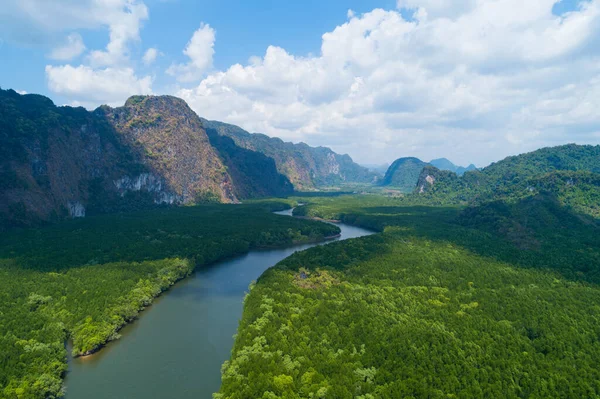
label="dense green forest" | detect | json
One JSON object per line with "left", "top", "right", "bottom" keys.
{"left": 3, "top": 139, "right": 600, "bottom": 399}
{"left": 416, "top": 145, "right": 600, "bottom": 211}
{"left": 0, "top": 202, "right": 339, "bottom": 399}
{"left": 218, "top": 195, "right": 600, "bottom": 398}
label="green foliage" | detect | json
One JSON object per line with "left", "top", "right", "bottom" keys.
{"left": 381, "top": 157, "right": 428, "bottom": 192}
{"left": 0, "top": 203, "right": 339, "bottom": 399}
{"left": 414, "top": 145, "right": 600, "bottom": 216}
{"left": 219, "top": 195, "right": 600, "bottom": 398}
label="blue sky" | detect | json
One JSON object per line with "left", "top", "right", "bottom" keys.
{"left": 0, "top": 0, "right": 598, "bottom": 166}
{"left": 2, "top": 0, "right": 396, "bottom": 101}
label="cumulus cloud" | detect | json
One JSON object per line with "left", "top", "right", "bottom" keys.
{"left": 49, "top": 33, "right": 86, "bottom": 61}
{"left": 177, "top": 2, "right": 600, "bottom": 166}
{"left": 0, "top": 0, "right": 148, "bottom": 58}
{"left": 143, "top": 48, "right": 159, "bottom": 65}
{"left": 87, "top": 0, "right": 149, "bottom": 67}
{"left": 167, "top": 23, "right": 215, "bottom": 82}
{"left": 45, "top": 65, "right": 152, "bottom": 107}
{"left": 396, "top": 0, "right": 478, "bottom": 18}
{"left": 25, "top": 0, "right": 154, "bottom": 108}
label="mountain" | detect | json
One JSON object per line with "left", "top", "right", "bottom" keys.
{"left": 201, "top": 119, "right": 379, "bottom": 190}
{"left": 456, "top": 164, "right": 478, "bottom": 176}
{"left": 381, "top": 157, "right": 428, "bottom": 192}
{"left": 416, "top": 144, "right": 600, "bottom": 215}
{"left": 205, "top": 129, "right": 294, "bottom": 199}
{"left": 0, "top": 90, "right": 293, "bottom": 228}
{"left": 430, "top": 158, "right": 477, "bottom": 176}
{"left": 362, "top": 163, "right": 390, "bottom": 175}
{"left": 99, "top": 95, "right": 238, "bottom": 204}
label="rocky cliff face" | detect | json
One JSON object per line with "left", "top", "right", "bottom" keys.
{"left": 99, "top": 95, "right": 236, "bottom": 204}
{"left": 0, "top": 89, "right": 156, "bottom": 228}
{"left": 0, "top": 90, "right": 295, "bottom": 228}
{"left": 201, "top": 119, "right": 379, "bottom": 190}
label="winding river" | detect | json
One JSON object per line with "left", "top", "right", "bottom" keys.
{"left": 64, "top": 209, "right": 373, "bottom": 398}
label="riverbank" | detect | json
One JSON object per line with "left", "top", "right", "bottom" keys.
{"left": 63, "top": 218, "right": 373, "bottom": 399}
{"left": 0, "top": 203, "right": 340, "bottom": 399}
{"left": 73, "top": 229, "right": 343, "bottom": 359}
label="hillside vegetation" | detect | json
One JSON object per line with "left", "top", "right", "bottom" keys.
{"left": 0, "top": 202, "right": 339, "bottom": 399}
{"left": 417, "top": 144, "right": 600, "bottom": 213}
{"left": 219, "top": 195, "right": 600, "bottom": 398}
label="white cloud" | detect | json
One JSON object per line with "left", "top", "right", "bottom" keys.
{"left": 396, "top": 0, "right": 478, "bottom": 19}
{"left": 45, "top": 65, "right": 152, "bottom": 108}
{"left": 0, "top": 0, "right": 148, "bottom": 61}
{"left": 143, "top": 47, "right": 159, "bottom": 65}
{"left": 177, "top": 2, "right": 600, "bottom": 166}
{"left": 87, "top": 0, "right": 149, "bottom": 67}
{"left": 14, "top": 0, "right": 155, "bottom": 107}
{"left": 167, "top": 23, "right": 215, "bottom": 82}
{"left": 49, "top": 33, "right": 86, "bottom": 61}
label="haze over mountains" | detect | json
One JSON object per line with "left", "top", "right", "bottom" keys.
{"left": 202, "top": 119, "right": 379, "bottom": 190}
{"left": 430, "top": 158, "right": 477, "bottom": 176}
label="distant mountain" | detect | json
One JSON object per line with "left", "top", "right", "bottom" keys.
{"left": 201, "top": 119, "right": 379, "bottom": 190}
{"left": 382, "top": 157, "right": 477, "bottom": 193}
{"left": 456, "top": 164, "right": 478, "bottom": 176}
{"left": 362, "top": 163, "right": 390, "bottom": 175}
{"left": 430, "top": 158, "right": 477, "bottom": 176}
{"left": 0, "top": 90, "right": 293, "bottom": 228}
{"left": 381, "top": 157, "right": 428, "bottom": 192}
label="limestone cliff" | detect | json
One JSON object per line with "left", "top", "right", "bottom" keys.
{"left": 0, "top": 90, "right": 294, "bottom": 228}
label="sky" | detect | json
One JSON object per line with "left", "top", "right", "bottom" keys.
{"left": 1, "top": 0, "right": 599, "bottom": 167}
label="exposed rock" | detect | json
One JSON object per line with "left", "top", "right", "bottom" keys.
{"left": 99, "top": 95, "right": 236, "bottom": 204}
{"left": 68, "top": 201, "right": 85, "bottom": 218}
{"left": 0, "top": 90, "right": 298, "bottom": 228}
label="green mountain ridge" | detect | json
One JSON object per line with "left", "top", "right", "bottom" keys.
{"left": 382, "top": 157, "right": 477, "bottom": 193}
{"left": 415, "top": 144, "right": 600, "bottom": 217}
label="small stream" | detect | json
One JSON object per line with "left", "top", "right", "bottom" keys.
{"left": 64, "top": 209, "right": 373, "bottom": 398}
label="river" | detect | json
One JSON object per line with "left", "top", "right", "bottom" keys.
{"left": 64, "top": 209, "right": 373, "bottom": 398}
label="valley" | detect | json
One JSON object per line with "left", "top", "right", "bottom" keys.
{"left": 63, "top": 209, "right": 373, "bottom": 399}
{"left": 1, "top": 89, "right": 600, "bottom": 399}
{"left": 0, "top": 202, "right": 339, "bottom": 398}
